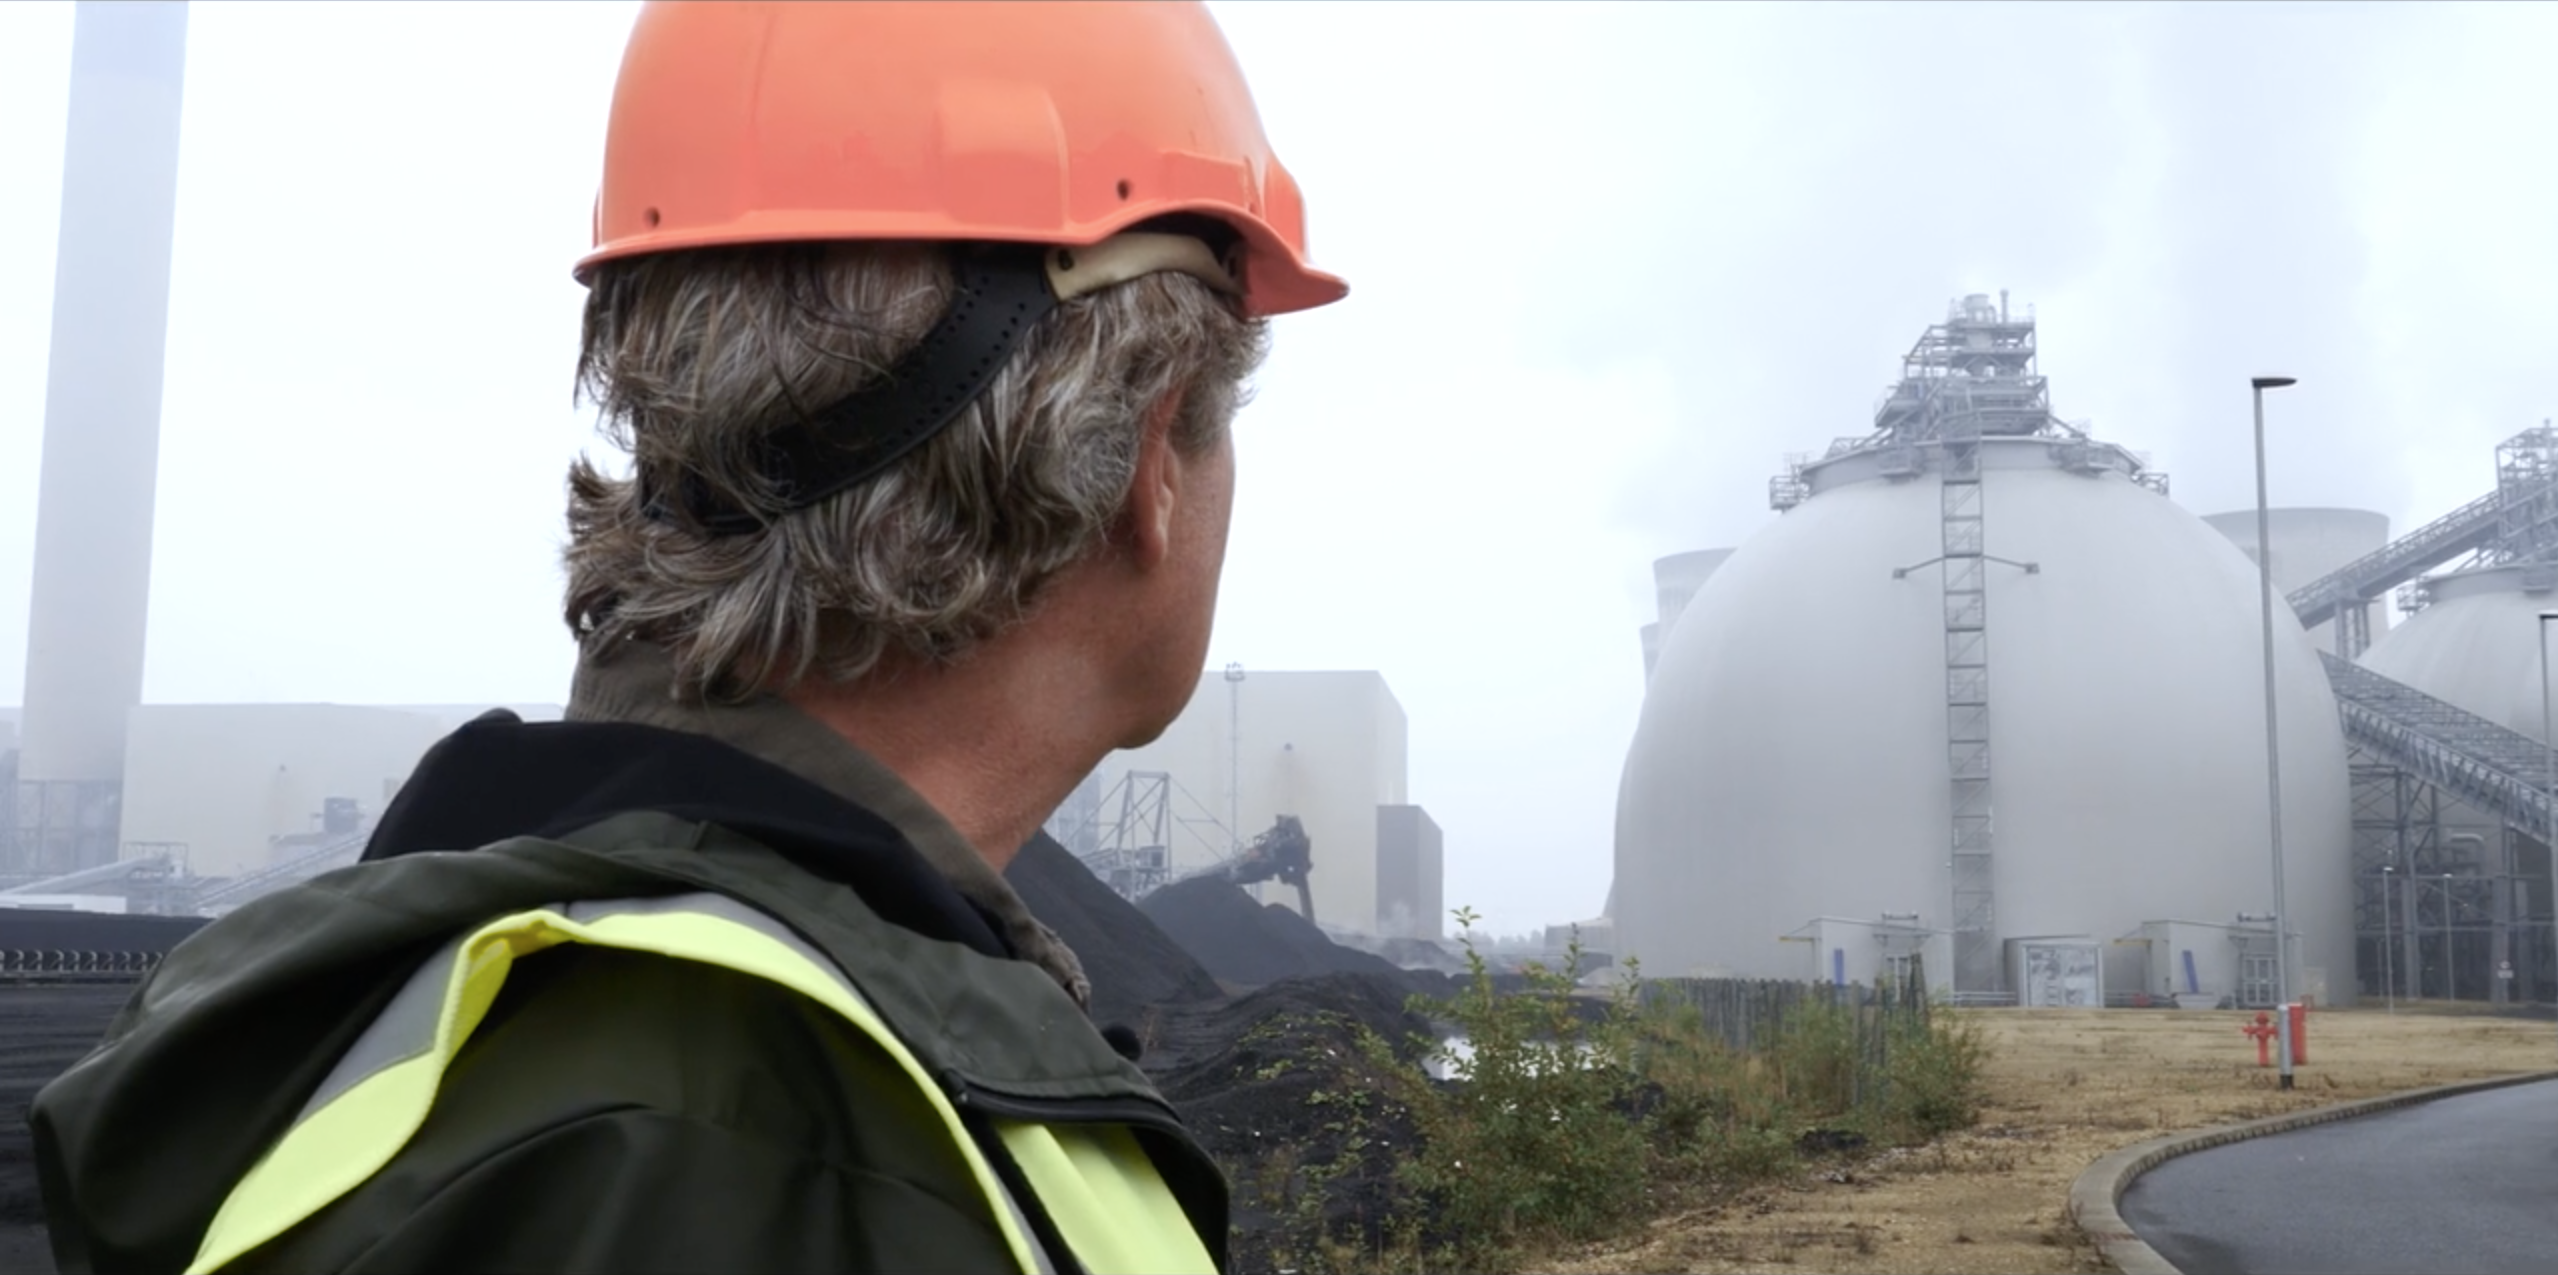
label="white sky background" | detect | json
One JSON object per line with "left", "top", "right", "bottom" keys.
{"left": 4, "top": 1, "right": 2558, "bottom": 934}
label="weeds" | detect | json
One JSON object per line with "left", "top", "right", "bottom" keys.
{"left": 1248, "top": 908, "right": 1990, "bottom": 1273}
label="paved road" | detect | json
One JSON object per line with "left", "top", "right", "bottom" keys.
{"left": 2120, "top": 1078, "right": 2558, "bottom": 1275}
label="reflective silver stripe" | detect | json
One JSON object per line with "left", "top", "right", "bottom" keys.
{"left": 288, "top": 931, "right": 472, "bottom": 1123}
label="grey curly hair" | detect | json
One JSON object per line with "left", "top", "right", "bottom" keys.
{"left": 562, "top": 241, "right": 1270, "bottom": 703}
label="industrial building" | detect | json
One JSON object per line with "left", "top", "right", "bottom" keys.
{"left": 1042, "top": 669, "right": 1445, "bottom": 940}
{"left": 1615, "top": 292, "right": 2558, "bottom": 1010}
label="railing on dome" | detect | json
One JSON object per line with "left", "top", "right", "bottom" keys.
{"left": 1770, "top": 297, "right": 2168, "bottom": 513}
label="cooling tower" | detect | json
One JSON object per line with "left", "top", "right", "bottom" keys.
{"left": 2203, "top": 507, "right": 2392, "bottom": 655}
{"left": 1654, "top": 549, "right": 1738, "bottom": 635}
{"left": 1638, "top": 548, "right": 1738, "bottom": 684}
{"left": 13, "top": 1, "right": 190, "bottom": 876}
{"left": 1614, "top": 438, "right": 2353, "bottom": 996}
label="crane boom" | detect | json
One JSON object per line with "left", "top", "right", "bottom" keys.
{"left": 1204, "top": 815, "right": 1314, "bottom": 924}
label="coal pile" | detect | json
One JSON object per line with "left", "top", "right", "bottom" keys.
{"left": 4, "top": 984, "right": 135, "bottom": 1275}
{"left": 1138, "top": 875, "right": 1410, "bottom": 988}
{"left": 1004, "top": 833, "right": 1222, "bottom": 1028}
{"left": 1145, "top": 972, "right": 1442, "bottom": 1270}
{"left": 1372, "top": 936, "right": 1467, "bottom": 972}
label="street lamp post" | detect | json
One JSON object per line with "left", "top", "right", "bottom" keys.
{"left": 1224, "top": 664, "right": 1246, "bottom": 857}
{"left": 2540, "top": 612, "right": 2558, "bottom": 1007}
{"left": 2381, "top": 865, "right": 2396, "bottom": 1013}
{"left": 2250, "top": 375, "right": 2300, "bottom": 1090}
{"left": 2444, "top": 872, "right": 2458, "bottom": 1002}
{"left": 2442, "top": 833, "right": 2487, "bottom": 1004}
{"left": 2541, "top": 614, "right": 2558, "bottom": 815}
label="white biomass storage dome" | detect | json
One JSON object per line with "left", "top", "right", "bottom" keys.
{"left": 2358, "top": 566, "right": 2558, "bottom": 742}
{"left": 1614, "top": 437, "right": 2354, "bottom": 997}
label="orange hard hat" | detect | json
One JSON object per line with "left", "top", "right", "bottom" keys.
{"left": 579, "top": 0, "right": 1346, "bottom": 318}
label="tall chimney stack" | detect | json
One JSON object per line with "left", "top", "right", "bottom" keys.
{"left": 13, "top": 1, "right": 190, "bottom": 875}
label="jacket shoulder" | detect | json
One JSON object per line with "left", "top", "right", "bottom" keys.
{"left": 247, "top": 944, "right": 1021, "bottom": 1272}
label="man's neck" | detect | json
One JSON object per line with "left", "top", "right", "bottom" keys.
{"left": 785, "top": 640, "right": 1116, "bottom": 874}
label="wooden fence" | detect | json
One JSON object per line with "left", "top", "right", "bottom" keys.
{"left": 1633, "top": 957, "right": 1936, "bottom": 1117}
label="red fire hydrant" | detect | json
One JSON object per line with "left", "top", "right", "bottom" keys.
{"left": 2242, "top": 1011, "right": 2279, "bottom": 1068}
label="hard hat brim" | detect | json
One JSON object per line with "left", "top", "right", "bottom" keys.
{"left": 574, "top": 201, "right": 1347, "bottom": 319}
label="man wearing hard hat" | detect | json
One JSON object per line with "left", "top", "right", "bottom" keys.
{"left": 29, "top": 4, "right": 1343, "bottom": 1272}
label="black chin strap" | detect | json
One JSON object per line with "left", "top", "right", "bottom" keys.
{"left": 647, "top": 244, "right": 1059, "bottom": 536}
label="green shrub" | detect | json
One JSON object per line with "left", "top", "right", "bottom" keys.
{"left": 1771, "top": 993, "right": 1862, "bottom": 1117}
{"left": 1270, "top": 913, "right": 1991, "bottom": 1273}
{"left": 1390, "top": 910, "right": 1651, "bottom": 1262}
{"left": 1878, "top": 1000, "right": 1988, "bottom": 1139}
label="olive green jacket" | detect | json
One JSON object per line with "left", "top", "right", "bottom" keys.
{"left": 30, "top": 650, "right": 1225, "bottom": 1274}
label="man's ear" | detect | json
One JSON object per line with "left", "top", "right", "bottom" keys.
{"left": 1122, "top": 389, "right": 1189, "bottom": 571}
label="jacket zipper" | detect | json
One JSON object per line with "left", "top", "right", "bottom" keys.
{"left": 941, "top": 1071, "right": 1230, "bottom": 1269}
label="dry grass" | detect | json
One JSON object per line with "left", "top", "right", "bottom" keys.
{"left": 1540, "top": 1003, "right": 2556, "bottom": 1275}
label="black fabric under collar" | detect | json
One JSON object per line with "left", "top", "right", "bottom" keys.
{"left": 361, "top": 709, "right": 1013, "bottom": 961}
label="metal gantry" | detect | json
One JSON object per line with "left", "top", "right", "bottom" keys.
{"left": 1076, "top": 770, "right": 1174, "bottom": 902}
{"left": 2321, "top": 653, "right": 2553, "bottom": 1004}
{"left": 2289, "top": 423, "right": 2558, "bottom": 650}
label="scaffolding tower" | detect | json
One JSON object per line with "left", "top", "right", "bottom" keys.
{"left": 1079, "top": 771, "right": 1174, "bottom": 902}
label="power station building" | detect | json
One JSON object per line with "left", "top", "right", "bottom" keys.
{"left": 1044, "top": 670, "right": 1445, "bottom": 940}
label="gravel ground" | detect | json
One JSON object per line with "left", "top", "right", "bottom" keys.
{"left": 1544, "top": 1005, "right": 2558, "bottom": 1275}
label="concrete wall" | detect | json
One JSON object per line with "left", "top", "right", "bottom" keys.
{"left": 119, "top": 704, "right": 452, "bottom": 876}
{"left": 1102, "top": 670, "right": 1409, "bottom": 934}
{"left": 1376, "top": 804, "right": 1444, "bottom": 939}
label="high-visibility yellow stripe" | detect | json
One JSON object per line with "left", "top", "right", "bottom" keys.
{"left": 186, "top": 899, "right": 1045, "bottom": 1275}
{"left": 996, "top": 1121, "right": 1218, "bottom": 1275}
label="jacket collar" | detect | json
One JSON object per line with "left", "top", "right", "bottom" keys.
{"left": 560, "top": 638, "right": 1091, "bottom": 1009}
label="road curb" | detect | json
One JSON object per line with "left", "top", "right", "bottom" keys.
{"left": 2065, "top": 1068, "right": 2558, "bottom": 1274}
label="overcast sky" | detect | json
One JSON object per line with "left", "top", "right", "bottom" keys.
{"left": 4, "top": 1, "right": 2557, "bottom": 934}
